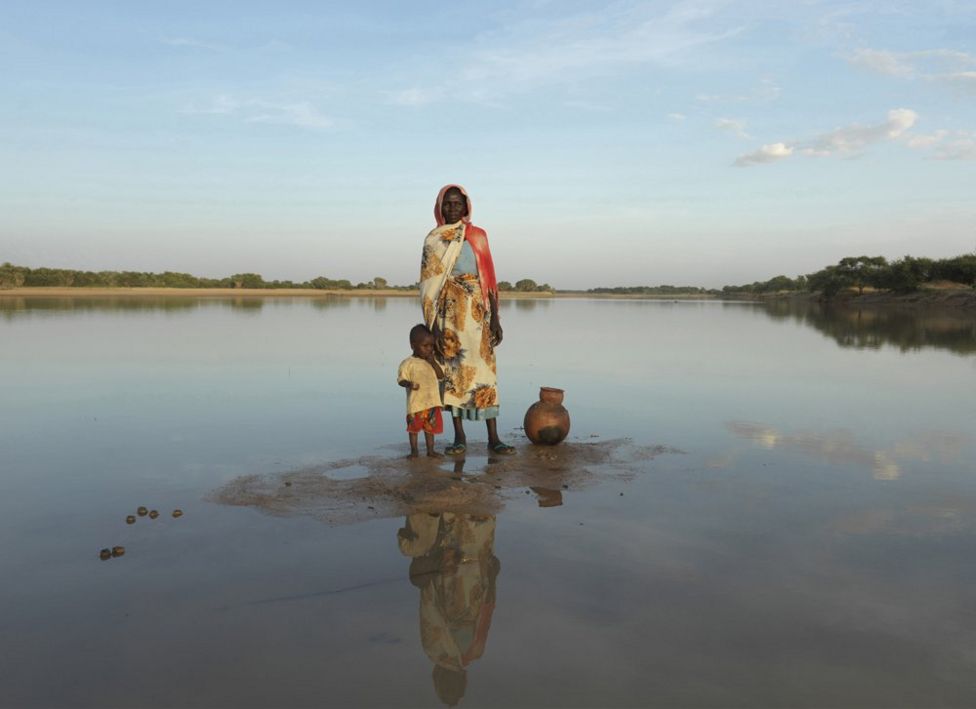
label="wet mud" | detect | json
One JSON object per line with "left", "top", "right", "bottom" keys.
{"left": 208, "top": 439, "right": 682, "bottom": 525}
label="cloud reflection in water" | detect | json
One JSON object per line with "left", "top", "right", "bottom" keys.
{"left": 724, "top": 421, "right": 967, "bottom": 481}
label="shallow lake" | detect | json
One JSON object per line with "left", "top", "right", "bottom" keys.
{"left": 1, "top": 295, "right": 975, "bottom": 707}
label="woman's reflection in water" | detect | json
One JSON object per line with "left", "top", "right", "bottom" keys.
{"left": 397, "top": 509, "right": 500, "bottom": 707}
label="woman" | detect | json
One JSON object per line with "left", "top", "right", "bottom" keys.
{"left": 420, "top": 184, "right": 515, "bottom": 455}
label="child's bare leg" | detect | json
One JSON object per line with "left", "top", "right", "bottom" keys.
{"left": 425, "top": 432, "right": 441, "bottom": 457}
{"left": 408, "top": 432, "right": 420, "bottom": 458}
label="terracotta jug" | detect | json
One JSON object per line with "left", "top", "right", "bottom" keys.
{"left": 523, "top": 387, "right": 570, "bottom": 445}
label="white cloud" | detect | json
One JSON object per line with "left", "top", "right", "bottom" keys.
{"left": 247, "top": 102, "right": 333, "bottom": 130}
{"left": 847, "top": 47, "right": 976, "bottom": 94}
{"left": 163, "top": 37, "right": 226, "bottom": 52}
{"left": 181, "top": 94, "right": 240, "bottom": 115}
{"left": 897, "top": 128, "right": 976, "bottom": 160}
{"left": 696, "top": 78, "right": 781, "bottom": 104}
{"left": 667, "top": 112, "right": 686, "bottom": 122}
{"left": 904, "top": 130, "right": 948, "bottom": 149}
{"left": 563, "top": 100, "right": 612, "bottom": 112}
{"left": 933, "top": 132, "right": 976, "bottom": 160}
{"left": 181, "top": 95, "right": 333, "bottom": 130}
{"left": 733, "top": 142, "right": 793, "bottom": 167}
{"left": 384, "top": 88, "right": 444, "bottom": 107}
{"left": 734, "top": 109, "right": 918, "bottom": 167}
{"left": 848, "top": 48, "right": 915, "bottom": 77}
{"left": 714, "top": 117, "right": 750, "bottom": 139}
{"left": 941, "top": 71, "right": 976, "bottom": 95}
{"left": 389, "top": 1, "right": 742, "bottom": 106}
{"left": 800, "top": 108, "right": 917, "bottom": 156}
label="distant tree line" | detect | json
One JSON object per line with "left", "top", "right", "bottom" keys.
{"left": 722, "top": 253, "right": 976, "bottom": 297}
{"left": 497, "top": 279, "right": 554, "bottom": 293}
{"left": 0, "top": 263, "right": 560, "bottom": 293}
{"left": 0, "top": 263, "right": 419, "bottom": 291}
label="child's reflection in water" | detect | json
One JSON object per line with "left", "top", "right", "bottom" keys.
{"left": 398, "top": 507, "right": 500, "bottom": 707}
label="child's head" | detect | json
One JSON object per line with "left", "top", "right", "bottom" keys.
{"left": 410, "top": 323, "right": 435, "bottom": 358}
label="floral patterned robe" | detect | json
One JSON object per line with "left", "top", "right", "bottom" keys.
{"left": 420, "top": 220, "right": 500, "bottom": 416}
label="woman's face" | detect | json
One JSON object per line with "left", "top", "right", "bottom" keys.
{"left": 441, "top": 189, "right": 468, "bottom": 224}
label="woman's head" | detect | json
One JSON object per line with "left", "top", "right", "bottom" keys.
{"left": 435, "top": 184, "right": 471, "bottom": 226}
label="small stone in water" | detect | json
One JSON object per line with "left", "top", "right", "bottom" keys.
{"left": 137, "top": 507, "right": 148, "bottom": 516}
{"left": 126, "top": 515, "right": 136, "bottom": 524}
{"left": 148, "top": 510, "right": 159, "bottom": 519}
{"left": 111, "top": 546, "right": 125, "bottom": 557}
{"left": 284, "top": 481, "right": 292, "bottom": 487}
{"left": 99, "top": 548, "right": 112, "bottom": 560}
{"left": 172, "top": 509, "right": 183, "bottom": 518}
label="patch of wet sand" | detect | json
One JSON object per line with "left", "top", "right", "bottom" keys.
{"left": 208, "top": 440, "right": 683, "bottom": 525}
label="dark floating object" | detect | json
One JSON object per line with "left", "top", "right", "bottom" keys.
{"left": 111, "top": 546, "right": 125, "bottom": 557}
{"left": 523, "top": 387, "right": 570, "bottom": 445}
{"left": 172, "top": 509, "right": 183, "bottom": 518}
{"left": 148, "top": 510, "right": 159, "bottom": 519}
{"left": 99, "top": 548, "right": 112, "bottom": 560}
{"left": 284, "top": 481, "right": 292, "bottom": 487}
{"left": 126, "top": 515, "right": 136, "bottom": 524}
{"left": 137, "top": 507, "right": 148, "bottom": 517}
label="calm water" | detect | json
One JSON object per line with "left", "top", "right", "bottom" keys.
{"left": 1, "top": 295, "right": 975, "bottom": 708}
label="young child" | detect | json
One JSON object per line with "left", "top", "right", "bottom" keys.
{"left": 397, "top": 324, "right": 445, "bottom": 458}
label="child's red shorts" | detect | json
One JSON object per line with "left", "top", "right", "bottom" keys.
{"left": 406, "top": 407, "right": 443, "bottom": 434}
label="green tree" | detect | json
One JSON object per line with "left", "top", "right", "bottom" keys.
{"left": 807, "top": 265, "right": 851, "bottom": 297}
{"left": 497, "top": 281, "right": 513, "bottom": 291}
{"left": 932, "top": 254, "right": 976, "bottom": 287}
{"left": 837, "top": 256, "right": 888, "bottom": 295}
{"left": 0, "top": 263, "right": 27, "bottom": 289}
{"left": 310, "top": 276, "right": 336, "bottom": 289}
{"left": 372, "top": 276, "right": 388, "bottom": 289}
{"left": 229, "top": 273, "right": 265, "bottom": 289}
{"left": 515, "top": 278, "right": 538, "bottom": 292}
{"left": 762, "top": 275, "right": 796, "bottom": 292}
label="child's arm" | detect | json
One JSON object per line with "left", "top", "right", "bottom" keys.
{"left": 426, "top": 358, "right": 445, "bottom": 380}
{"left": 397, "top": 360, "right": 419, "bottom": 390}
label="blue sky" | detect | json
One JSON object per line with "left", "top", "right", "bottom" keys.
{"left": 1, "top": 1, "right": 974, "bottom": 288}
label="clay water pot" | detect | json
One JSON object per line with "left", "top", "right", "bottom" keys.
{"left": 523, "top": 387, "right": 570, "bottom": 445}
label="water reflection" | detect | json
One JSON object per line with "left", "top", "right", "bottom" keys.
{"left": 725, "top": 421, "right": 968, "bottom": 480}
{"left": 398, "top": 511, "right": 500, "bottom": 707}
{"left": 510, "top": 297, "right": 551, "bottom": 311}
{"left": 0, "top": 296, "right": 202, "bottom": 317}
{"left": 4, "top": 295, "right": 974, "bottom": 359}
{"left": 757, "top": 300, "right": 976, "bottom": 355}
{"left": 0, "top": 293, "right": 384, "bottom": 318}
{"left": 229, "top": 297, "right": 264, "bottom": 313}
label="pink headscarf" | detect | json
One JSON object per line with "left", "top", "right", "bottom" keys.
{"left": 432, "top": 184, "right": 498, "bottom": 307}
{"left": 433, "top": 183, "right": 472, "bottom": 226}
